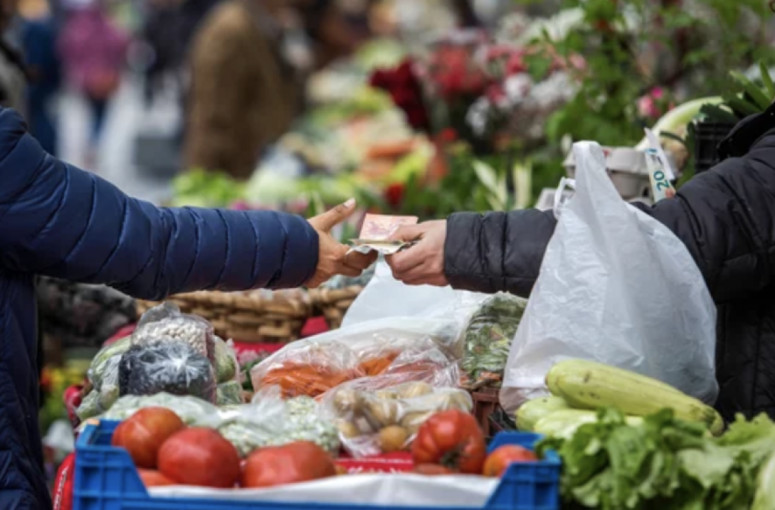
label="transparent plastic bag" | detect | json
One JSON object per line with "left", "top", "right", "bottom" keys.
{"left": 217, "top": 387, "right": 340, "bottom": 457}
{"left": 250, "top": 326, "right": 464, "bottom": 398}
{"left": 77, "top": 335, "right": 133, "bottom": 420}
{"left": 342, "top": 261, "right": 490, "bottom": 337}
{"left": 324, "top": 379, "right": 472, "bottom": 457}
{"left": 78, "top": 392, "right": 223, "bottom": 432}
{"left": 500, "top": 142, "right": 718, "bottom": 413}
{"left": 213, "top": 336, "right": 239, "bottom": 383}
{"left": 118, "top": 340, "right": 217, "bottom": 403}
{"left": 461, "top": 293, "right": 527, "bottom": 389}
{"left": 216, "top": 381, "right": 244, "bottom": 406}
{"left": 133, "top": 303, "right": 215, "bottom": 362}
{"left": 250, "top": 341, "right": 364, "bottom": 398}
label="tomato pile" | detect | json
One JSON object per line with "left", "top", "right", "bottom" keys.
{"left": 112, "top": 407, "right": 539, "bottom": 490}
{"left": 112, "top": 406, "right": 336, "bottom": 489}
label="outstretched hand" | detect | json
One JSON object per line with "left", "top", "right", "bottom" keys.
{"left": 385, "top": 220, "right": 448, "bottom": 287}
{"left": 305, "top": 199, "right": 377, "bottom": 288}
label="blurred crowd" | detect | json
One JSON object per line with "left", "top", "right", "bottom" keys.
{"left": 2, "top": 0, "right": 528, "bottom": 185}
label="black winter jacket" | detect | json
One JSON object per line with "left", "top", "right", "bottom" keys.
{"left": 445, "top": 106, "right": 775, "bottom": 421}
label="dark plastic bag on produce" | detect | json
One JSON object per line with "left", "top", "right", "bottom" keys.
{"left": 118, "top": 340, "right": 217, "bottom": 403}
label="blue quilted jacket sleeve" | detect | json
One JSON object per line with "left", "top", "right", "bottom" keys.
{"left": 0, "top": 109, "right": 319, "bottom": 299}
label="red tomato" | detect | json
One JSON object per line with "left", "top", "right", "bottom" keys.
{"left": 411, "top": 410, "right": 486, "bottom": 474}
{"left": 482, "top": 445, "right": 537, "bottom": 477}
{"left": 158, "top": 428, "right": 241, "bottom": 488}
{"left": 138, "top": 469, "right": 176, "bottom": 487}
{"left": 111, "top": 407, "right": 185, "bottom": 469}
{"left": 241, "top": 441, "right": 336, "bottom": 488}
{"left": 413, "top": 464, "right": 455, "bottom": 476}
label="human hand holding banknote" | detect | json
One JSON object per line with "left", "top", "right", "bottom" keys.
{"left": 385, "top": 220, "right": 448, "bottom": 287}
{"left": 306, "top": 199, "right": 377, "bottom": 288}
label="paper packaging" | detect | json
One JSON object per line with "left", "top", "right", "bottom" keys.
{"left": 350, "top": 214, "right": 419, "bottom": 255}
{"left": 150, "top": 474, "right": 498, "bottom": 507}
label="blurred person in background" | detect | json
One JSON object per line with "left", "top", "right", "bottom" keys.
{"left": 58, "top": 0, "right": 128, "bottom": 167}
{"left": 142, "top": 0, "right": 220, "bottom": 105}
{"left": 184, "top": 0, "right": 366, "bottom": 180}
{"left": 0, "top": 0, "right": 28, "bottom": 115}
{"left": 20, "top": 0, "right": 60, "bottom": 154}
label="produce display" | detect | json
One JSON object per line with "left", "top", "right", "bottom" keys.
{"left": 72, "top": 302, "right": 772, "bottom": 509}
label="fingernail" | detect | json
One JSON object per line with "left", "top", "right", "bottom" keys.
{"left": 344, "top": 198, "right": 356, "bottom": 208}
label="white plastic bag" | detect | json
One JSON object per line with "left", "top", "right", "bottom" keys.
{"left": 343, "top": 260, "right": 488, "bottom": 332}
{"left": 500, "top": 141, "right": 717, "bottom": 413}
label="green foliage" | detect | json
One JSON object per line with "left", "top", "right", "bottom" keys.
{"left": 518, "top": 0, "right": 775, "bottom": 148}
{"left": 538, "top": 408, "right": 775, "bottom": 510}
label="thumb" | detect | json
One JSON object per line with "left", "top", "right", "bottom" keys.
{"left": 312, "top": 198, "right": 357, "bottom": 232}
{"left": 389, "top": 224, "right": 426, "bottom": 242}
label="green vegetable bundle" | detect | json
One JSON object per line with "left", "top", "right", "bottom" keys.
{"left": 537, "top": 408, "right": 775, "bottom": 510}
{"left": 461, "top": 294, "right": 526, "bottom": 388}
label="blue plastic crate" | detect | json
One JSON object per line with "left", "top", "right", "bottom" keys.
{"left": 74, "top": 420, "right": 559, "bottom": 510}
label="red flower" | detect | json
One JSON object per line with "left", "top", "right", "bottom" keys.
{"left": 384, "top": 183, "right": 405, "bottom": 208}
{"left": 506, "top": 51, "right": 526, "bottom": 75}
{"left": 429, "top": 45, "right": 489, "bottom": 100}
{"left": 485, "top": 83, "right": 506, "bottom": 104}
{"left": 369, "top": 59, "right": 430, "bottom": 132}
{"left": 437, "top": 128, "right": 458, "bottom": 144}
{"left": 484, "top": 44, "right": 526, "bottom": 77}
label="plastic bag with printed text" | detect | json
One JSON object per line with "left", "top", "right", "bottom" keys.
{"left": 499, "top": 142, "right": 718, "bottom": 414}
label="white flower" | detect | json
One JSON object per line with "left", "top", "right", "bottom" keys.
{"left": 504, "top": 74, "right": 532, "bottom": 105}
{"left": 528, "top": 72, "right": 577, "bottom": 109}
{"left": 466, "top": 97, "right": 493, "bottom": 137}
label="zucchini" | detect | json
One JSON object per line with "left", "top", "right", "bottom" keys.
{"left": 546, "top": 359, "right": 723, "bottom": 435}
{"left": 516, "top": 395, "right": 570, "bottom": 431}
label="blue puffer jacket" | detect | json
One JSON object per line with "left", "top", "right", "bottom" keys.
{"left": 0, "top": 109, "right": 319, "bottom": 508}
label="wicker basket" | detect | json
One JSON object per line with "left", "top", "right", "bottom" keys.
{"left": 136, "top": 289, "right": 312, "bottom": 343}
{"left": 309, "top": 285, "right": 364, "bottom": 330}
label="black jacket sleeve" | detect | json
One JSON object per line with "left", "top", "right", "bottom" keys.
{"left": 444, "top": 109, "right": 775, "bottom": 303}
